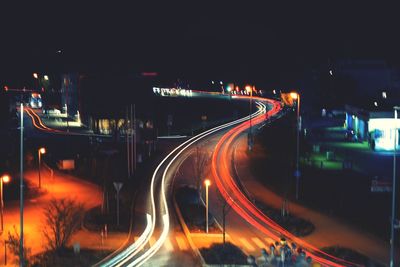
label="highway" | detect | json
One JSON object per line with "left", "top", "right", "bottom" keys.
{"left": 23, "top": 93, "right": 361, "bottom": 266}
{"left": 99, "top": 97, "right": 267, "bottom": 266}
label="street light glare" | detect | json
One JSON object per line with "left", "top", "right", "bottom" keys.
{"left": 204, "top": 179, "right": 211, "bottom": 187}
{"left": 39, "top": 147, "right": 46, "bottom": 154}
{"left": 44, "top": 75, "right": 49, "bottom": 81}
{"left": 245, "top": 85, "right": 252, "bottom": 92}
{"left": 1, "top": 175, "right": 10, "bottom": 183}
{"left": 290, "top": 92, "right": 299, "bottom": 100}
{"left": 33, "top": 73, "right": 39, "bottom": 79}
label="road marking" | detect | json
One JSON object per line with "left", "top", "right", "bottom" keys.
{"left": 149, "top": 237, "right": 156, "bottom": 247}
{"left": 175, "top": 236, "right": 188, "bottom": 251}
{"left": 164, "top": 237, "right": 174, "bottom": 251}
{"left": 239, "top": 238, "right": 255, "bottom": 251}
{"left": 251, "top": 237, "right": 266, "bottom": 249}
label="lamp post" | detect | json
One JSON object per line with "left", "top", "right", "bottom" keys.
{"left": 0, "top": 174, "right": 10, "bottom": 233}
{"left": 246, "top": 85, "right": 253, "bottom": 151}
{"left": 204, "top": 179, "right": 211, "bottom": 233}
{"left": 290, "top": 92, "right": 301, "bottom": 200}
{"left": 390, "top": 106, "right": 399, "bottom": 267}
{"left": 38, "top": 148, "right": 46, "bottom": 188}
{"left": 19, "top": 102, "right": 24, "bottom": 266}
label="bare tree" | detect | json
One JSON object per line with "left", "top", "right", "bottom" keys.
{"left": 192, "top": 145, "right": 210, "bottom": 201}
{"left": 42, "top": 198, "right": 84, "bottom": 252}
{"left": 6, "top": 226, "right": 31, "bottom": 266}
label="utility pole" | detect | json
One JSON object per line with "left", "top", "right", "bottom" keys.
{"left": 19, "top": 103, "right": 24, "bottom": 267}
{"left": 390, "top": 106, "right": 399, "bottom": 267}
{"left": 133, "top": 104, "right": 136, "bottom": 171}
{"left": 126, "top": 106, "right": 131, "bottom": 177}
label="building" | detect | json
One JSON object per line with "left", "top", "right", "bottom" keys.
{"left": 345, "top": 105, "right": 400, "bottom": 151}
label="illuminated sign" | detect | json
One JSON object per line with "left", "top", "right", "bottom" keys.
{"left": 153, "top": 87, "right": 193, "bottom": 97}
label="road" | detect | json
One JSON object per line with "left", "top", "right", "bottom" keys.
{"left": 99, "top": 96, "right": 268, "bottom": 266}
{"left": 0, "top": 168, "right": 103, "bottom": 266}
{"left": 0, "top": 105, "right": 125, "bottom": 266}
{"left": 99, "top": 92, "right": 365, "bottom": 267}
{"left": 208, "top": 98, "right": 365, "bottom": 266}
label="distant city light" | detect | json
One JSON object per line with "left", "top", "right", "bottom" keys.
{"left": 219, "top": 81, "right": 223, "bottom": 85}
{"left": 273, "top": 89, "right": 276, "bottom": 94}
{"left": 33, "top": 73, "right": 38, "bottom": 79}
{"left": 329, "top": 70, "right": 333, "bottom": 76}
{"left": 211, "top": 81, "right": 215, "bottom": 84}
{"left": 374, "top": 101, "right": 378, "bottom": 107}
{"left": 382, "top": 91, "right": 387, "bottom": 99}
{"left": 44, "top": 75, "right": 49, "bottom": 81}
{"left": 226, "top": 86, "right": 232, "bottom": 92}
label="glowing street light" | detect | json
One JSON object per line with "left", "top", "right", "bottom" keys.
{"left": 290, "top": 92, "right": 301, "bottom": 200}
{"left": 204, "top": 179, "right": 211, "bottom": 233}
{"left": 290, "top": 92, "right": 298, "bottom": 100}
{"left": 0, "top": 174, "right": 11, "bottom": 232}
{"left": 44, "top": 75, "right": 49, "bottom": 81}
{"left": 38, "top": 147, "right": 46, "bottom": 188}
{"left": 33, "top": 73, "right": 38, "bottom": 79}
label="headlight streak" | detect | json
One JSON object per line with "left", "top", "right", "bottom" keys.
{"left": 100, "top": 214, "right": 152, "bottom": 267}
{"left": 130, "top": 102, "right": 266, "bottom": 266}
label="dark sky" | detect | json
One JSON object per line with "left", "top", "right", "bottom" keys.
{"left": 1, "top": 2, "right": 400, "bottom": 84}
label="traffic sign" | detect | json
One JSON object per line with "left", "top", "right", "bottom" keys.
{"left": 113, "top": 182, "right": 123, "bottom": 192}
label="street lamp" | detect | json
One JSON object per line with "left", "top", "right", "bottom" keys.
{"left": 0, "top": 174, "right": 10, "bottom": 233}
{"left": 204, "top": 179, "right": 211, "bottom": 233}
{"left": 38, "top": 147, "right": 46, "bottom": 188}
{"left": 246, "top": 85, "right": 254, "bottom": 151}
{"left": 43, "top": 75, "right": 49, "bottom": 81}
{"left": 390, "top": 106, "right": 399, "bottom": 267}
{"left": 290, "top": 92, "right": 301, "bottom": 200}
{"left": 33, "top": 73, "right": 38, "bottom": 79}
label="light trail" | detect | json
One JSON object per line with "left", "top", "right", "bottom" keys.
{"left": 211, "top": 98, "right": 361, "bottom": 266}
{"left": 100, "top": 214, "right": 152, "bottom": 267}
{"left": 107, "top": 99, "right": 265, "bottom": 266}
{"left": 25, "top": 107, "right": 110, "bottom": 138}
{"left": 129, "top": 103, "right": 263, "bottom": 266}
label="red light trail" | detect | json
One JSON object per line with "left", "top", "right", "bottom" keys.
{"left": 211, "top": 98, "right": 361, "bottom": 267}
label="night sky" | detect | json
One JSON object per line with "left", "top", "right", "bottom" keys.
{"left": 1, "top": 2, "right": 400, "bottom": 85}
